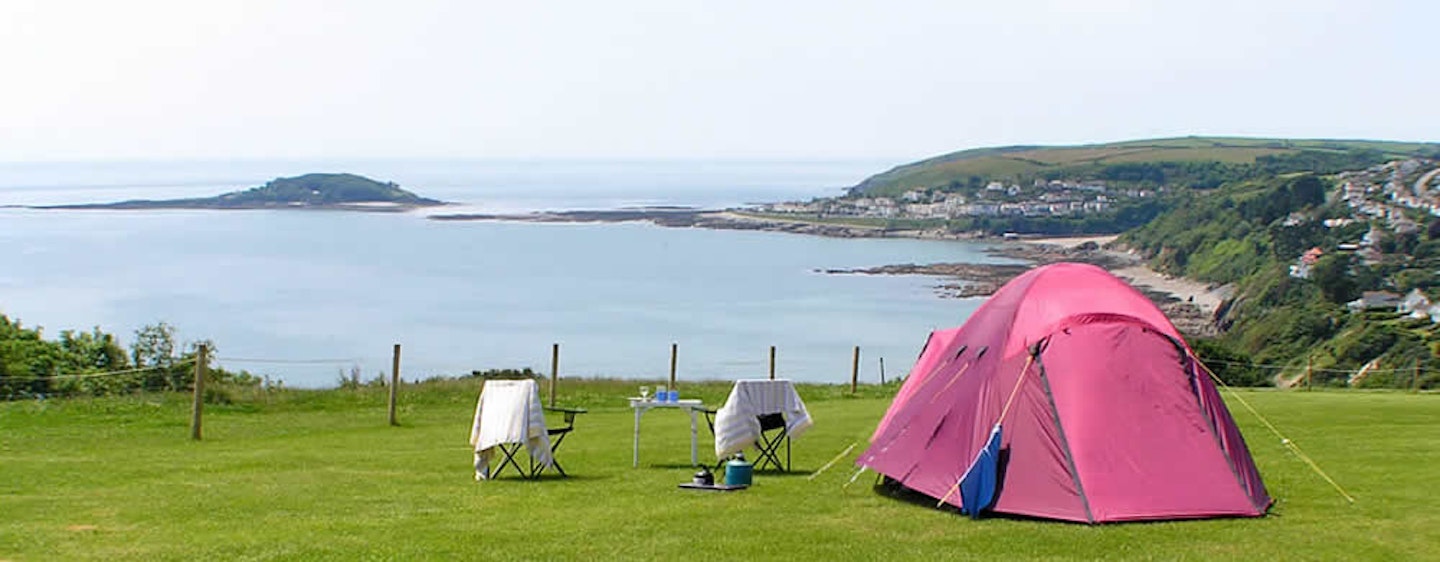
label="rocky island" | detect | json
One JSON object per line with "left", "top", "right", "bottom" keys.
{"left": 44, "top": 173, "right": 446, "bottom": 212}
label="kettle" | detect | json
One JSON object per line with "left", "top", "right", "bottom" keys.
{"left": 693, "top": 466, "right": 715, "bottom": 486}
{"left": 723, "top": 452, "right": 753, "bottom": 487}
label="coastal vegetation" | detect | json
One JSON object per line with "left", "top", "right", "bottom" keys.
{"left": 0, "top": 316, "right": 260, "bottom": 400}
{"left": 1121, "top": 167, "right": 1440, "bottom": 390}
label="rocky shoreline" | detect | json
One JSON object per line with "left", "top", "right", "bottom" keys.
{"left": 429, "top": 208, "right": 1219, "bottom": 336}
{"left": 820, "top": 242, "right": 1134, "bottom": 297}
{"left": 822, "top": 242, "right": 1218, "bottom": 337}
{"left": 431, "top": 208, "right": 913, "bottom": 238}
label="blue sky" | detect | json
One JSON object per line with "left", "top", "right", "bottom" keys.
{"left": 2, "top": 0, "right": 1435, "bottom": 161}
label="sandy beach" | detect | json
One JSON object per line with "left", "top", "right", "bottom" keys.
{"left": 1021, "top": 235, "right": 1224, "bottom": 316}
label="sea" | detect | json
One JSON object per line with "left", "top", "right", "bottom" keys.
{"left": 0, "top": 159, "right": 1019, "bottom": 388}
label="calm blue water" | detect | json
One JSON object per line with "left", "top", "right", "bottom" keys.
{"left": 0, "top": 161, "right": 1015, "bottom": 387}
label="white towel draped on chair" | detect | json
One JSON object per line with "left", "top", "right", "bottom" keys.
{"left": 469, "top": 379, "right": 553, "bottom": 479}
{"left": 713, "top": 379, "right": 813, "bottom": 459}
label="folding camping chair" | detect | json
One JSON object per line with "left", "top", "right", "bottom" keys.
{"left": 471, "top": 379, "right": 569, "bottom": 480}
{"left": 533, "top": 406, "right": 586, "bottom": 477}
{"left": 704, "top": 409, "right": 787, "bottom": 471}
{"left": 711, "top": 379, "right": 811, "bottom": 473}
{"left": 752, "top": 412, "right": 791, "bottom": 472}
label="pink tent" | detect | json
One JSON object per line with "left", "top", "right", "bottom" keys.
{"left": 859, "top": 263, "right": 1270, "bottom": 523}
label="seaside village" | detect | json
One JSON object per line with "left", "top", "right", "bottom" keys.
{"left": 758, "top": 179, "right": 1148, "bottom": 219}
{"left": 1285, "top": 159, "right": 1440, "bottom": 319}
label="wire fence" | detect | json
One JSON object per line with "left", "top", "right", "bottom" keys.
{"left": 4, "top": 353, "right": 1437, "bottom": 382}
{"left": 214, "top": 356, "right": 363, "bottom": 365}
{"left": 1, "top": 341, "right": 1419, "bottom": 428}
{"left": 1205, "top": 358, "right": 1433, "bottom": 375}
{"left": 0, "top": 360, "right": 195, "bottom": 382}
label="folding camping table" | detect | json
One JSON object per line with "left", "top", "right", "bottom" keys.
{"left": 629, "top": 397, "right": 707, "bottom": 468}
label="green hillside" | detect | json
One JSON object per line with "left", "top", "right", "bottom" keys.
{"left": 1119, "top": 159, "right": 1440, "bottom": 389}
{"left": 214, "top": 173, "right": 442, "bottom": 207}
{"left": 852, "top": 137, "right": 1440, "bottom": 196}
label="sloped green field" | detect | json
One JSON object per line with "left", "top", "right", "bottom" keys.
{"left": 853, "top": 136, "right": 1438, "bottom": 195}
{"left": 1, "top": 380, "right": 1435, "bottom": 561}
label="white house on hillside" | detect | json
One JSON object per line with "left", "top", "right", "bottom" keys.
{"left": 1399, "top": 289, "right": 1433, "bottom": 318}
{"left": 1347, "top": 291, "right": 1403, "bottom": 313}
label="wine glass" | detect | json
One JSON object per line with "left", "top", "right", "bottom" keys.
{"left": 639, "top": 386, "right": 651, "bottom": 401}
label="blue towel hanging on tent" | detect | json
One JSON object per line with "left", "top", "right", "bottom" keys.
{"left": 958, "top": 424, "right": 1003, "bottom": 518}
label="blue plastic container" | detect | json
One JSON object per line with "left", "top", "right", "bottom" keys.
{"left": 724, "top": 456, "right": 753, "bottom": 487}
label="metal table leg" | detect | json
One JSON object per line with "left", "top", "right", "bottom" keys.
{"left": 633, "top": 406, "right": 643, "bottom": 468}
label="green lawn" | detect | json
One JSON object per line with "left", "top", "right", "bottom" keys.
{"left": 2, "top": 380, "right": 1436, "bottom": 561}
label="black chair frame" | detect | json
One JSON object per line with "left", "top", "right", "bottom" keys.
{"left": 753, "top": 412, "right": 791, "bottom": 472}
{"left": 490, "top": 442, "right": 529, "bottom": 479}
{"left": 532, "top": 406, "right": 586, "bottom": 478}
{"left": 486, "top": 406, "right": 586, "bottom": 479}
{"left": 701, "top": 407, "right": 791, "bottom": 472}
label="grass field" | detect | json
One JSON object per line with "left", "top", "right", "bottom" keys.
{"left": 2, "top": 379, "right": 1437, "bottom": 561}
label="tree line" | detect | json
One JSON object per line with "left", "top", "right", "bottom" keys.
{"left": 0, "top": 317, "right": 259, "bottom": 399}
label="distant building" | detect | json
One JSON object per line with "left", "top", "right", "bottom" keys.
{"left": 1399, "top": 289, "right": 1432, "bottom": 317}
{"left": 1289, "top": 247, "right": 1324, "bottom": 279}
{"left": 1357, "top": 247, "right": 1384, "bottom": 265}
{"left": 1347, "top": 291, "right": 1403, "bottom": 313}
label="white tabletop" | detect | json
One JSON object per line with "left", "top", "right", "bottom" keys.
{"left": 629, "top": 398, "right": 704, "bottom": 408}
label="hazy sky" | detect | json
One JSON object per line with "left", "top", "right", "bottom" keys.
{"left": 2, "top": 0, "right": 1435, "bottom": 162}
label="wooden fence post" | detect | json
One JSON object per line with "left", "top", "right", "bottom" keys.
{"left": 880, "top": 357, "right": 887, "bottom": 385}
{"left": 389, "top": 344, "right": 401, "bottom": 426}
{"left": 190, "top": 344, "right": 208, "bottom": 441}
{"left": 669, "top": 343, "right": 678, "bottom": 390}
{"left": 851, "top": 346, "right": 860, "bottom": 394}
{"left": 769, "top": 346, "right": 776, "bottom": 380}
{"left": 550, "top": 343, "right": 560, "bottom": 408}
{"left": 1304, "top": 357, "right": 1313, "bottom": 391}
